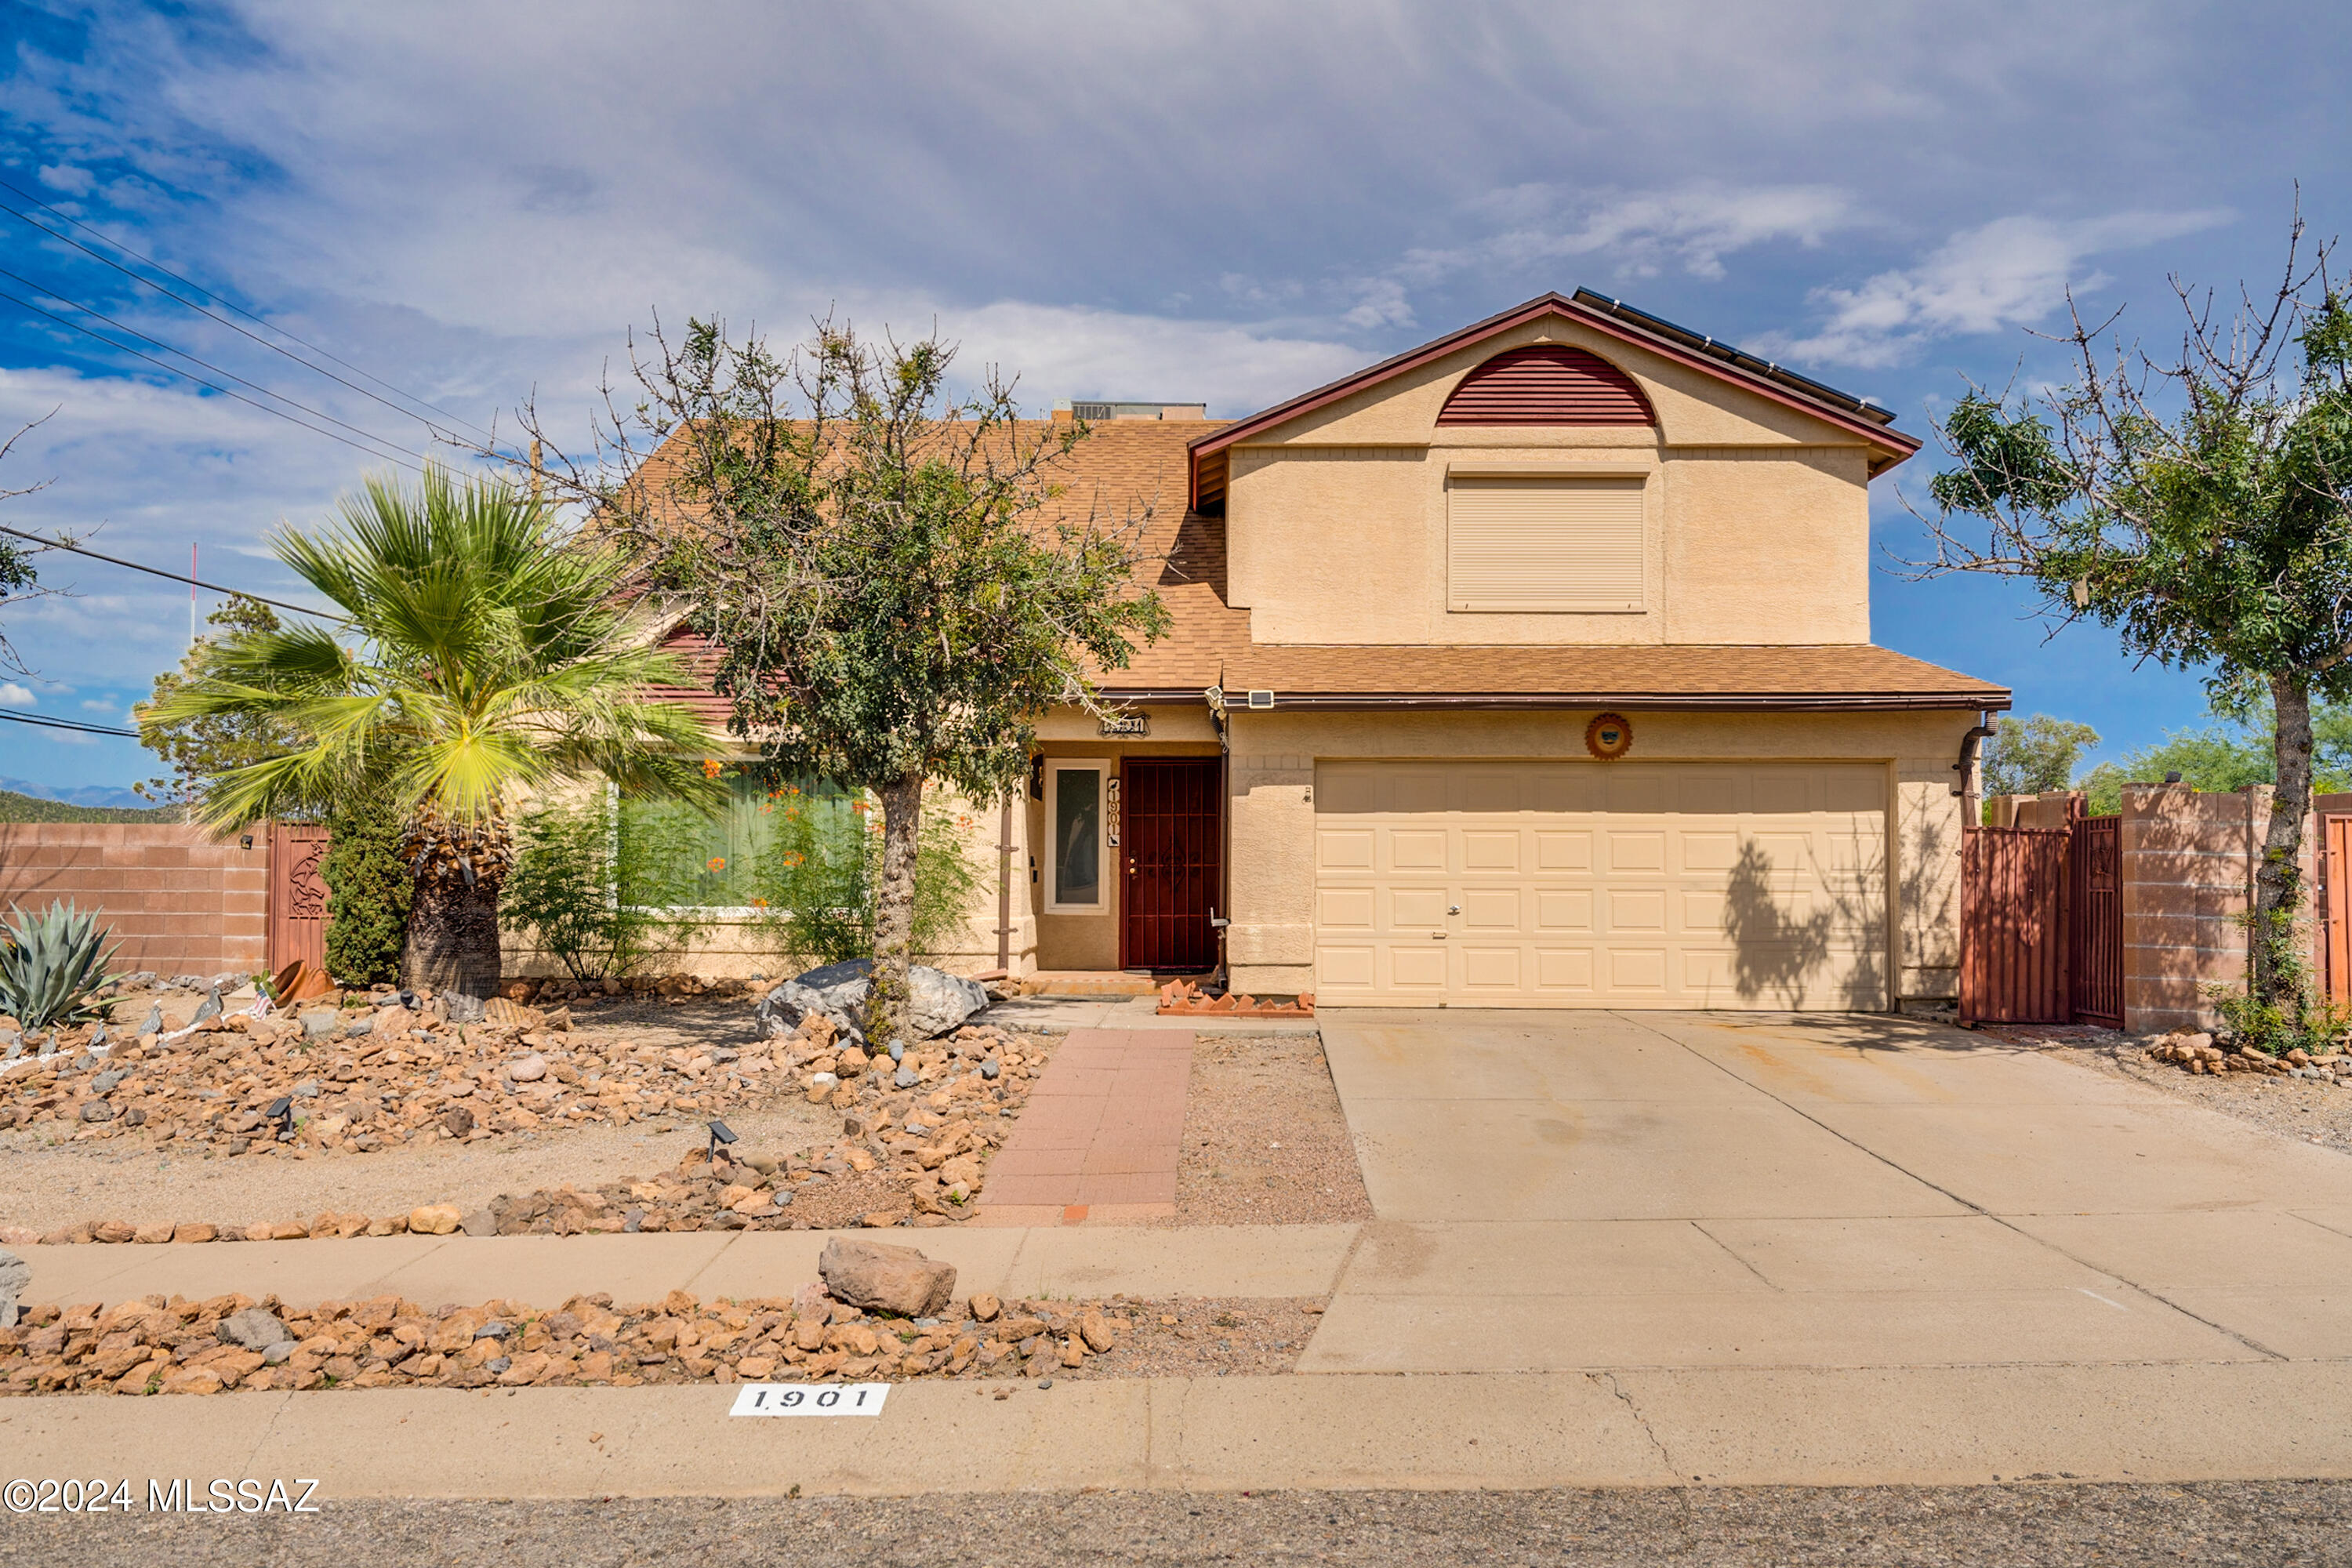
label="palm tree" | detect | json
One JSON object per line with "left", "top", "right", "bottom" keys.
{"left": 151, "top": 465, "right": 720, "bottom": 1000}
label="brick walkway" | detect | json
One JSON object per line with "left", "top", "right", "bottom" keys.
{"left": 973, "top": 1030, "right": 1192, "bottom": 1225}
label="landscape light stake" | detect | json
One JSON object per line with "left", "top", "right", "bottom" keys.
{"left": 707, "top": 1118, "right": 738, "bottom": 1163}
{"left": 265, "top": 1096, "right": 295, "bottom": 1142}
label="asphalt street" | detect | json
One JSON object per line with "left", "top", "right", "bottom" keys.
{"left": 5, "top": 1483, "right": 2344, "bottom": 1566}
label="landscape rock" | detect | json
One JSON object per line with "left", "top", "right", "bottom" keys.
{"left": 408, "top": 1203, "right": 463, "bottom": 1236}
{"left": 218, "top": 1306, "right": 293, "bottom": 1351}
{"left": 818, "top": 1237, "right": 957, "bottom": 1319}
{"left": 757, "top": 960, "right": 989, "bottom": 1043}
{"left": 0, "top": 1248, "right": 27, "bottom": 1327}
{"left": 505, "top": 1054, "right": 547, "bottom": 1083}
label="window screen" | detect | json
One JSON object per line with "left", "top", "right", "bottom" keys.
{"left": 1447, "top": 476, "right": 1645, "bottom": 612}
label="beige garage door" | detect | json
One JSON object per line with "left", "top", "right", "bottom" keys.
{"left": 1313, "top": 760, "right": 1889, "bottom": 1010}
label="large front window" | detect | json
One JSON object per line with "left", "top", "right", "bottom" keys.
{"left": 619, "top": 768, "right": 862, "bottom": 912}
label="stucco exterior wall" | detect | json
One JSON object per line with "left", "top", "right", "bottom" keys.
{"left": 1222, "top": 314, "right": 1877, "bottom": 648}
{"left": 1223, "top": 706, "right": 1975, "bottom": 1005}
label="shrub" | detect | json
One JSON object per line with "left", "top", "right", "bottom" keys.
{"left": 322, "top": 808, "right": 412, "bottom": 986}
{"left": 0, "top": 900, "right": 121, "bottom": 1029}
{"left": 500, "top": 795, "right": 712, "bottom": 980}
{"left": 749, "top": 784, "right": 981, "bottom": 967}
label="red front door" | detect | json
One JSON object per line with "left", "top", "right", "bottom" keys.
{"left": 1122, "top": 757, "right": 1221, "bottom": 971}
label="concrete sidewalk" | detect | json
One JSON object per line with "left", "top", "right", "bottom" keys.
{"left": 11, "top": 1361, "right": 2352, "bottom": 1496}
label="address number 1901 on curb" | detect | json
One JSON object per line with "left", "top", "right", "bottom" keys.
{"left": 730, "top": 1383, "right": 890, "bottom": 1417}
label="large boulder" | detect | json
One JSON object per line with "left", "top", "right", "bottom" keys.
{"left": 217, "top": 1306, "right": 294, "bottom": 1352}
{"left": 756, "top": 960, "right": 987, "bottom": 1047}
{"left": 0, "top": 1248, "right": 25, "bottom": 1328}
{"left": 817, "top": 1237, "right": 956, "bottom": 1319}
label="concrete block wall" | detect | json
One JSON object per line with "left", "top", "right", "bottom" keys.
{"left": 0, "top": 823, "right": 267, "bottom": 978}
{"left": 2118, "top": 782, "right": 2292, "bottom": 1035}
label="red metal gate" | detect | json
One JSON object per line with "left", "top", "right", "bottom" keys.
{"left": 1960, "top": 825, "right": 2072, "bottom": 1023}
{"left": 1959, "top": 811, "right": 2122, "bottom": 1026}
{"left": 2068, "top": 814, "right": 2123, "bottom": 1027}
{"left": 267, "top": 822, "right": 332, "bottom": 978}
{"left": 2324, "top": 815, "right": 2352, "bottom": 1003}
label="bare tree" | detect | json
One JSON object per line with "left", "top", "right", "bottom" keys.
{"left": 1907, "top": 209, "right": 2352, "bottom": 1044}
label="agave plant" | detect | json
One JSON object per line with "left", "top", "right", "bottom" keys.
{"left": 0, "top": 901, "right": 121, "bottom": 1029}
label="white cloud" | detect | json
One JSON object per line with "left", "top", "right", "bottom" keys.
{"left": 1406, "top": 183, "right": 1862, "bottom": 287}
{"left": 79, "top": 697, "right": 122, "bottom": 713}
{"left": 0, "top": 682, "right": 34, "bottom": 708}
{"left": 1766, "top": 210, "right": 2234, "bottom": 369}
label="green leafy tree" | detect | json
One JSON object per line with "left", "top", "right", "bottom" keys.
{"left": 144, "top": 465, "right": 723, "bottom": 1001}
{"left": 1916, "top": 217, "right": 2352, "bottom": 1039}
{"left": 521, "top": 318, "right": 1165, "bottom": 1046}
{"left": 134, "top": 596, "right": 300, "bottom": 808}
{"left": 2082, "top": 694, "right": 2352, "bottom": 813}
{"left": 1980, "top": 713, "right": 2102, "bottom": 809}
{"left": 500, "top": 792, "right": 713, "bottom": 980}
{"left": 321, "top": 803, "right": 413, "bottom": 985}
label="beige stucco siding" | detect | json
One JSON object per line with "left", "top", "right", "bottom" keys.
{"left": 1225, "top": 707, "right": 1973, "bottom": 1007}
{"left": 1661, "top": 448, "right": 1871, "bottom": 644}
{"left": 1221, "top": 314, "right": 1878, "bottom": 649}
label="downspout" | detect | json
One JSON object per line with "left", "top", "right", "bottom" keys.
{"left": 1206, "top": 683, "right": 1232, "bottom": 991}
{"left": 1953, "top": 711, "right": 1997, "bottom": 821}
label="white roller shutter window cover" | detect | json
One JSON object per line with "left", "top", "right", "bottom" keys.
{"left": 1449, "top": 476, "right": 1644, "bottom": 612}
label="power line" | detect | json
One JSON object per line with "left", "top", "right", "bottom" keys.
{"left": 0, "top": 284, "right": 427, "bottom": 474}
{"left": 0, "top": 172, "right": 501, "bottom": 448}
{"left": 0, "top": 708, "right": 138, "bottom": 739}
{"left": 0, "top": 524, "right": 352, "bottom": 623}
{"left": 0, "top": 263, "right": 433, "bottom": 467}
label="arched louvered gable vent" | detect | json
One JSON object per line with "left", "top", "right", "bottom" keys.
{"left": 1436, "top": 344, "right": 1656, "bottom": 426}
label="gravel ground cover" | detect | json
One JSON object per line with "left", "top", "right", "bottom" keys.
{"left": 1978, "top": 1022, "right": 2352, "bottom": 1155}
{"left": 0, "top": 1287, "right": 1316, "bottom": 1395}
{"left": 0, "top": 983, "right": 794, "bottom": 1160}
{"left": 3, "top": 1001, "right": 1058, "bottom": 1240}
{"left": 8, "top": 1482, "right": 2344, "bottom": 1566}
{"left": 1161, "top": 1032, "right": 1374, "bottom": 1228}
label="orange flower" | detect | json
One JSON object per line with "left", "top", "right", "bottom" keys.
{"left": 750, "top": 896, "right": 770, "bottom": 909}
{"left": 849, "top": 799, "right": 868, "bottom": 813}
{"left": 706, "top": 856, "right": 728, "bottom": 873}
{"left": 701, "top": 759, "right": 723, "bottom": 779}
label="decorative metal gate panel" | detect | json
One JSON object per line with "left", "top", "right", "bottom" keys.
{"left": 1959, "top": 825, "right": 2072, "bottom": 1024}
{"left": 2325, "top": 815, "right": 2352, "bottom": 1004}
{"left": 2068, "top": 814, "right": 2123, "bottom": 1027}
{"left": 267, "top": 822, "right": 332, "bottom": 978}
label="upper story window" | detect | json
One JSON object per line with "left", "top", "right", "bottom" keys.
{"left": 1436, "top": 344, "right": 1656, "bottom": 426}
{"left": 1447, "top": 475, "right": 1646, "bottom": 613}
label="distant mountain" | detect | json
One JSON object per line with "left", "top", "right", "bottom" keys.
{"left": 0, "top": 776, "right": 154, "bottom": 811}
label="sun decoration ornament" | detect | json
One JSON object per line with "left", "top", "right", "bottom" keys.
{"left": 1584, "top": 712, "right": 1633, "bottom": 761}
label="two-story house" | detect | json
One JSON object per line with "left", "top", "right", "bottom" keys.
{"left": 636, "top": 290, "right": 2009, "bottom": 1011}
{"left": 992, "top": 291, "right": 2009, "bottom": 1011}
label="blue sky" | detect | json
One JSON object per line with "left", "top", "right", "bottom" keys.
{"left": 0, "top": 0, "right": 2344, "bottom": 792}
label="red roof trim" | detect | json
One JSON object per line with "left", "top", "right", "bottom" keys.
{"left": 1189, "top": 293, "right": 1920, "bottom": 478}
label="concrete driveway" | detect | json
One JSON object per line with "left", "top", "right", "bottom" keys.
{"left": 1308, "top": 1010, "right": 2352, "bottom": 1374}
